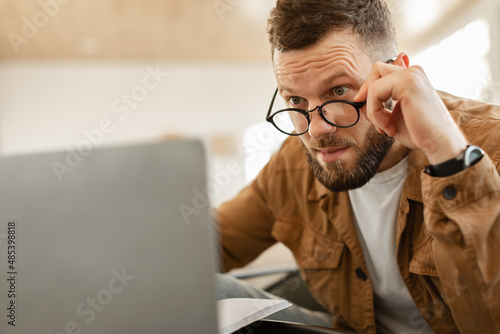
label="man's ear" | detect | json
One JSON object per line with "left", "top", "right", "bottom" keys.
{"left": 394, "top": 52, "right": 410, "bottom": 68}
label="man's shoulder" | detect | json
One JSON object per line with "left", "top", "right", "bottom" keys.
{"left": 258, "top": 136, "right": 327, "bottom": 199}
{"left": 439, "top": 91, "right": 500, "bottom": 162}
{"left": 271, "top": 136, "right": 310, "bottom": 172}
{"left": 439, "top": 90, "right": 500, "bottom": 121}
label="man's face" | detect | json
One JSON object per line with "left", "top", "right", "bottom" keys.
{"left": 273, "top": 30, "right": 394, "bottom": 192}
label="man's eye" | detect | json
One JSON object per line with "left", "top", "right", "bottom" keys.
{"left": 333, "top": 86, "right": 350, "bottom": 96}
{"left": 289, "top": 97, "right": 304, "bottom": 105}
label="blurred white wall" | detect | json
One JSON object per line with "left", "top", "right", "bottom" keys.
{"left": 0, "top": 61, "right": 276, "bottom": 152}
{"left": 0, "top": 61, "right": 280, "bottom": 205}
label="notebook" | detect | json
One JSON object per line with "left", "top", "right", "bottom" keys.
{"left": 0, "top": 140, "right": 219, "bottom": 333}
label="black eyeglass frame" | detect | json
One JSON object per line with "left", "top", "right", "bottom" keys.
{"left": 266, "top": 89, "right": 366, "bottom": 136}
{"left": 266, "top": 56, "right": 398, "bottom": 136}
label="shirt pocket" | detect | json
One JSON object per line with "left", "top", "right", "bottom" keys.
{"left": 409, "top": 234, "right": 438, "bottom": 277}
{"left": 271, "top": 219, "right": 344, "bottom": 314}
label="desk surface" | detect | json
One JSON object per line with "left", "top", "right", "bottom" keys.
{"left": 237, "top": 320, "right": 358, "bottom": 334}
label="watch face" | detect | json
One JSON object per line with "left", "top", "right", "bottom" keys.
{"left": 469, "top": 150, "right": 483, "bottom": 162}
{"left": 465, "top": 146, "right": 485, "bottom": 167}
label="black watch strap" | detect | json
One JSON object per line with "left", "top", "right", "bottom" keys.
{"left": 425, "top": 145, "right": 484, "bottom": 177}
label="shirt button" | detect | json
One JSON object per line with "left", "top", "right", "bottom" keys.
{"left": 443, "top": 185, "right": 457, "bottom": 200}
{"left": 355, "top": 268, "right": 367, "bottom": 281}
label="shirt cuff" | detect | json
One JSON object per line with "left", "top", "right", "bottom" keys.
{"left": 421, "top": 154, "right": 500, "bottom": 213}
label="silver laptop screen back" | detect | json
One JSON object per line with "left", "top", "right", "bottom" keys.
{"left": 0, "top": 140, "right": 219, "bottom": 334}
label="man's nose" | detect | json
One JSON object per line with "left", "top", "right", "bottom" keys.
{"left": 307, "top": 105, "right": 337, "bottom": 139}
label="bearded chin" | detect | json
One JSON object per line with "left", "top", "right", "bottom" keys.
{"left": 301, "top": 127, "right": 394, "bottom": 192}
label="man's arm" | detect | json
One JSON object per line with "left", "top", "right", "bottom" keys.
{"left": 215, "top": 153, "right": 279, "bottom": 272}
{"left": 355, "top": 53, "right": 500, "bottom": 332}
{"left": 422, "top": 153, "right": 500, "bottom": 333}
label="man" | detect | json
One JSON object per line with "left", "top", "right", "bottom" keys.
{"left": 216, "top": 0, "right": 500, "bottom": 333}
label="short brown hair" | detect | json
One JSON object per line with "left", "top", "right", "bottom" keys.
{"left": 268, "top": 0, "right": 397, "bottom": 61}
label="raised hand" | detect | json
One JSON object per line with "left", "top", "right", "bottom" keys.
{"left": 354, "top": 53, "right": 468, "bottom": 164}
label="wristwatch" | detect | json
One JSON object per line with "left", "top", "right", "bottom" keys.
{"left": 425, "top": 145, "right": 485, "bottom": 177}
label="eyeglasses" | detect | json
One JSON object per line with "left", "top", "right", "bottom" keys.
{"left": 266, "top": 56, "right": 398, "bottom": 136}
{"left": 266, "top": 89, "right": 365, "bottom": 136}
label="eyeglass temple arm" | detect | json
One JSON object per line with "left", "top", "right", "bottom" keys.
{"left": 386, "top": 56, "right": 397, "bottom": 64}
{"left": 266, "top": 88, "right": 280, "bottom": 119}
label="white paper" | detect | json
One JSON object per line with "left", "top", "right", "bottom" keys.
{"left": 217, "top": 298, "right": 292, "bottom": 334}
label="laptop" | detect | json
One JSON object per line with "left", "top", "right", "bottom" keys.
{"left": 0, "top": 140, "right": 219, "bottom": 333}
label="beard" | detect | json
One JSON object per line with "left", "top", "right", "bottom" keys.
{"left": 300, "top": 126, "right": 394, "bottom": 192}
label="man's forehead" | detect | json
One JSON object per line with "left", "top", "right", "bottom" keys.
{"left": 272, "top": 30, "right": 369, "bottom": 74}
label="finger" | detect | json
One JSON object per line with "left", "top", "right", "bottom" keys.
{"left": 384, "top": 102, "right": 403, "bottom": 137}
{"left": 368, "top": 106, "right": 396, "bottom": 137}
{"left": 363, "top": 74, "right": 403, "bottom": 136}
{"left": 354, "top": 61, "right": 404, "bottom": 102}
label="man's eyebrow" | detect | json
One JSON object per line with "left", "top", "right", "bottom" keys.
{"left": 278, "top": 86, "right": 294, "bottom": 96}
{"left": 319, "top": 71, "right": 352, "bottom": 88}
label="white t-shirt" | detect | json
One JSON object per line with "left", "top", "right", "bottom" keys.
{"left": 348, "top": 157, "right": 434, "bottom": 334}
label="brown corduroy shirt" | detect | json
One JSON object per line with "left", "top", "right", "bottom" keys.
{"left": 217, "top": 92, "right": 500, "bottom": 334}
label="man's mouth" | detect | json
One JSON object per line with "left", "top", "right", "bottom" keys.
{"left": 314, "top": 146, "right": 349, "bottom": 163}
